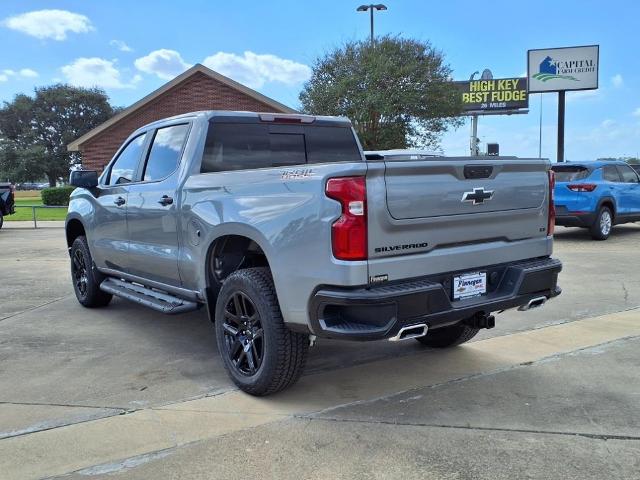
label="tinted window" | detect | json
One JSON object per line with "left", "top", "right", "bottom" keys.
{"left": 306, "top": 126, "right": 361, "bottom": 163}
{"left": 616, "top": 165, "right": 639, "bottom": 183}
{"left": 201, "top": 122, "right": 361, "bottom": 173}
{"left": 202, "top": 124, "right": 270, "bottom": 172}
{"left": 550, "top": 166, "right": 590, "bottom": 182}
{"left": 270, "top": 133, "right": 306, "bottom": 166}
{"left": 143, "top": 124, "right": 189, "bottom": 181}
{"left": 108, "top": 134, "right": 146, "bottom": 185}
{"left": 603, "top": 166, "right": 621, "bottom": 182}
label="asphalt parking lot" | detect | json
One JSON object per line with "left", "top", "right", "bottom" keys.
{"left": 1, "top": 222, "right": 640, "bottom": 479}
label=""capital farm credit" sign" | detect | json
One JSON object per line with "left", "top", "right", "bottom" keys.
{"left": 527, "top": 45, "right": 599, "bottom": 93}
{"left": 455, "top": 78, "right": 528, "bottom": 113}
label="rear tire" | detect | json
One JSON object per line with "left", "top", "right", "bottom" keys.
{"left": 70, "top": 236, "right": 112, "bottom": 308}
{"left": 0, "top": 212, "right": 3, "bottom": 229}
{"left": 415, "top": 321, "right": 479, "bottom": 348}
{"left": 590, "top": 207, "right": 612, "bottom": 240}
{"left": 215, "top": 267, "right": 309, "bottom": 396}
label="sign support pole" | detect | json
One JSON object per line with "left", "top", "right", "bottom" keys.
{"left": 557, "top": 91, "right": 565, "bottom": 162}
{"left": 470, "top": 114, "right": 479, "bottom": 156}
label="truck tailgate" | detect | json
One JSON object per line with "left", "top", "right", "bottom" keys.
{"left": 366, "top": 158, "right": 552, "bottom": 281}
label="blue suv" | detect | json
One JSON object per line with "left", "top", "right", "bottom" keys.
{"left": 552, "top": 161, "right": 640, "bottom": 240}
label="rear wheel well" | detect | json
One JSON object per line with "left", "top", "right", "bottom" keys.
{"left": 205, "top": 235, "right": 270, "bottom": 308}
{"left": 66, "top": 219, "right": 86, "bottom": 248}
{"left": 600, "top": 200, "right": 615, "bottom": 220}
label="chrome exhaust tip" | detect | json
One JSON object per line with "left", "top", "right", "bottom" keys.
{"left": 389, "top": 323, "right": 428, "bottom": 342}
{"left": 518, "top": 296, "right": 547, "bottom": 311}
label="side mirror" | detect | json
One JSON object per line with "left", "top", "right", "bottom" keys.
{"left": 69, "top": 170, "right": 98, "bottom": 188}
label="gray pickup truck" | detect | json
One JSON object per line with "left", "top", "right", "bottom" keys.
{"left": 66, "top": 111, "right": 561, "bottom": 395}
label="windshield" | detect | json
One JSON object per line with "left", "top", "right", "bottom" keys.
{"left": 551, "top": 165, "right": 591, "bottom": 182}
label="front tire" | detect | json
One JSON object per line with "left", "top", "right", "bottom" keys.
{"left": 0, "top": 212, "right": 3, "bottom": 229}
{"left": 215, "top": 267, "right": 309, "bottom": 396}
{"left": 590, "top": 207, "right": 612, "bottom": 240}
{"left": 70, "top": 236, "right": 112, "bottom": 308}
{"left": 415, "top": 321, "right": 479, "bottom": 348}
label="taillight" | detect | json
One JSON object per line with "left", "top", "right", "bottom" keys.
{"left": 548, "top": 170, "right": 555, "bottom": 236}
{"left": 325, "top": 176, "right": 367, "bottom": 260}
{"left": 567, "top": 183, "right": 597, "bottom": 192}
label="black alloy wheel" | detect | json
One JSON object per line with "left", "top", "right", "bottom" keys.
{"left": 222, "top": 291, "right": 264, "bottom": 376}
{"left": 72, "top": 248, "right": 89, "bottom": 299}
{"left": 69, "top": 235, "right": 112, "bottom": 308}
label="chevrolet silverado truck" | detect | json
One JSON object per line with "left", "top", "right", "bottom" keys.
{"left": 66, "top": 111, "right": 562, "bottom": 395}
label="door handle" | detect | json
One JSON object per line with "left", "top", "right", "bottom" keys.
{"left": 114, "top": 196, "right": 126, "bottom": 206}
{"left": 158, "top": 195, "right": 174, "bottom": 206}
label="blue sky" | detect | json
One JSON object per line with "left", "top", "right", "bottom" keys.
{"left": 1, "top": 0, "right": 639, "bottom": 160}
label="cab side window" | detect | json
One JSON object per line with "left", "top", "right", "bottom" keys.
{"left": 616, "top": 165, "right": 639, "bottom": 183}
{"left": 602, "top": 166, "right": 621, "bottom": 182}
{"left": 107, "top": 134, "right": 147, "bottom": 185}
{"left": 142, "top": 124, "right": 190, "bottom": 181}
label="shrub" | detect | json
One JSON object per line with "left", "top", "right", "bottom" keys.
{"left": 41, "top": 186, "right": 75, "bottom": 206}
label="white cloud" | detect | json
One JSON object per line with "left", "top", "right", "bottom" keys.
{"left": 110, "top": 39, "right": 133, "bottom": 52}
{"left": 0, "top": 68, "right": 38, "bottom": 80}
{"left": 61, "top": 57, "right": 136, "bottom": 89}
{"left": 134, "top": 49, "right": 190, "bottom": 80}
{"left": 2, "top": 9, "right": 93, "bottom": 41}
{"left": 202, "top": 51, "right": 311, "bottom": 88}
{"left": 633, "top": 107, "right": 640, "bottom": 117}
{"left": 19, "top": 68, "right": 38, "bottom": 78}
{"left": 601, "top": 118, "right": 616, "bottom": 129}
{"left": 611, "top": 74, "right": 624, "bottom": 88}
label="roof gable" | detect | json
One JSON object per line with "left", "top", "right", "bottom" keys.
{"left": 68, "top": 63, "right": 297, "bottom": 151}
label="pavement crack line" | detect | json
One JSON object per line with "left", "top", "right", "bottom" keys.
{"left": 304, "top": 416, "right": 640, "bottom": 442}
{"left": 0, "top": 294, "right": 72, "bottom": 323}
{"left": 0, "top": 401, "right": 128, "bottom": 411}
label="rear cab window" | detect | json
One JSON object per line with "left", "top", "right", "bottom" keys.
{"left": 200, "top": 120, "right": 361, "bottom": 173}
{"left": 550, "top": 165, "right": 590, "bottom": 182}
{"left": 142, "top": 124, "right": 190, "bottom": 181}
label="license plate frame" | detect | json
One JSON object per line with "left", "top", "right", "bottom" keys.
{"left": 452, "top": 271, "right": 487, "bottom": 300}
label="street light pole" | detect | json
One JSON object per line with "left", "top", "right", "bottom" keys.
{"left": 356, "top": 4, "right": 387, "bottom": 44}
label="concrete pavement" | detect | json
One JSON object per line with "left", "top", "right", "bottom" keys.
{"left": 1, "top": 224, "right": 640, "bottom": 478}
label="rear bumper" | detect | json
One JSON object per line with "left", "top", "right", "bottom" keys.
{"left": 555, "top": 213, "right": 596, "bottom": 228}
{"left": 554, "top": 206, "right": 596, "bottom": 227}
{"left": 308, "top": 257, "right": 562, "bottom": 341}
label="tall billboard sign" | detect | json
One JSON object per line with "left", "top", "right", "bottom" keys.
{"left": 528, "top": 45, "right": 599, "bottom": 93}
{"left": 456, "top": 78, "right": 528, "bottom": 113}
{"left": 527, "top": 45, "right": 599, "bottom": 162}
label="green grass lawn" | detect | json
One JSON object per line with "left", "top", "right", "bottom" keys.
{"left": 6, "top": 197, "right": 68, "bottom": 221}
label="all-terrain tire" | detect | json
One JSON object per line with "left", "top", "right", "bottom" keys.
{"left": 415, "top": 321, "right": 479, "bottom": 348}
{"left": 590, "top": 206, "right": 612, "bottom": 240}
{"left": 70, "top": 236, "right": 112, "bottom": 308}
{"left": 214, "top": 267, "right": 309, "bottom": 396}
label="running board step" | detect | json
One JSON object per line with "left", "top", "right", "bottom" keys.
{"left": 100, "top": 278, "right": 199, "bottom": 314}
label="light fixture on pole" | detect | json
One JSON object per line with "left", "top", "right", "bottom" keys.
{"left": 356, "top": 4, "right": 387, "bottom": 44}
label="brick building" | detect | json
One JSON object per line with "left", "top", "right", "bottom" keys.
{"left": 68, "top": 63, "right": 296, "bottom": 171}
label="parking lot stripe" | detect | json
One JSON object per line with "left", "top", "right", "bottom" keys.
{"left": 2, "top": 308, "right": 639, "bottom": 480}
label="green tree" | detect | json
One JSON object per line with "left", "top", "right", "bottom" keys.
{"left": 0, "top": 85, "right": 115, "bottom": 186}
{"left": 299, "top": 35, "right": 463, "bottom": 151}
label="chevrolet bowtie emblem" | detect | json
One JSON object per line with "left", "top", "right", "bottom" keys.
{"left": 462, "top": 187, "right": 494, "bottom": 205}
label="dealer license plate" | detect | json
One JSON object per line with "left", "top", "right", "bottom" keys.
{"left": 452, "top": 272, "right": 487, "bottom": 300}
